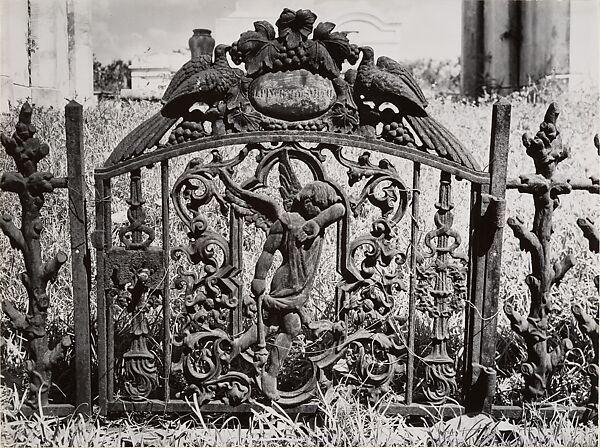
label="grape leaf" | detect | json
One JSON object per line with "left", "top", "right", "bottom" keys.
{"left": 304, "top": 39, "right": 339, "bottom": 79}
{"left": 237, "top": 30, "right": 279, "bottom": 76}
{"left": 313, "top": 22, "right": 352, "bottom": 66}
{"left": 253, "top": 20, "right": 275, "bottom": 40}
{"left": 276, "top": 9, "right": 316, "bottom": 49}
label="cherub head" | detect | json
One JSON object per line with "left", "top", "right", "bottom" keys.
{"left": 293, "top": 181, "right": 340, "bottom": 219}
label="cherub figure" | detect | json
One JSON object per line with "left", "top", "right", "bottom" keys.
{"left": 218, "top": 150, "right": 345, "bottom": 400}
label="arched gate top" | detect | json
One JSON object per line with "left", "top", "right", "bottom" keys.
{"left": 103, "top": 8, "right": 482, "bottom": 179}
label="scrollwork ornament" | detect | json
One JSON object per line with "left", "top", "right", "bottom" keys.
{"left": 417, "top": 171, "right": 466, "bottom": 404}
{"left": 117, "top": 267, "right": 161, "bottom": 400}
{"left": 119, "top": 169, "right": 155, "bottom": 249}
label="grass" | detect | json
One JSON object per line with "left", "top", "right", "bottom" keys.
{"left": 1, "top": 387, "right": 598, "bottom": 446}
{"left": 0, "top": 69, "right": 599, "bottom": 445}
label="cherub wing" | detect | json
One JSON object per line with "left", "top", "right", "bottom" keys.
{"left": 218, "top": 169, "right": 282, "bottom": 231}
{"left": 278, "top": 149, "right": 302, "bottom": 211}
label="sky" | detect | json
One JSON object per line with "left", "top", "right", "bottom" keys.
{"left": 92, "top": 0, "right": 598, "bottom": 86}
{"left": 92, "top": 0, "right": 238, "bottom": 64}
{"left": 91, "top": 0, "right": 464, "bottom": 64}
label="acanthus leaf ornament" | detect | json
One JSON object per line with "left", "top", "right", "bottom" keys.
{"left": 417, "top": 172, "right": 466, "bottom": 404}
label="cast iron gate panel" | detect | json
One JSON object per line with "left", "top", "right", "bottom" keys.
{"left": 93, "top": 9, "right": 510, "bottom": 415}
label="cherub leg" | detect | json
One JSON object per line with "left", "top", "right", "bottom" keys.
{"left": 231, "top": 314, "right": 278, "bottom": 358}
{"left": 231, "top": 324, "right": 258, "bottom": 358}
{"left": 262, "top": 312, "right": 302, "bottom": 401}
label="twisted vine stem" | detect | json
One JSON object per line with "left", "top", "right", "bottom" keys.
{"left": 0, "top": 103, "right": 71, "bottom": 407}
{"left": 504, "top": 103, "right": 574, "bottom": 401}
{"left": 572, "top": 134, "right": 600, "bottom": 412}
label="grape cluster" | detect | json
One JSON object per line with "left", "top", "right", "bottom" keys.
{"left": 262, "top": 119, "right": 326, "bottom": 131}
{"left": 230, "top": 41, "right": 243, "bottom": 65}
{"left": 167, "top": 120, "right": 206, "bottom": 145}
{"left": 347, "top": 44, "right": 360, "bottom": 65}
{"left": 230, "top": 40, "right": 360, "bottom": 72}
{"left": 272, "top": 44, "right": 311, "bottom": 71}
{"left": 381, "top": 122, "right": 416, "bottom": 147}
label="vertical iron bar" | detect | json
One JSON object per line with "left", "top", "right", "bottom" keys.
{"left": 161, "top": 161, "right": 171, "bottom": 402}
{"left": 463, "top": 182, "right": 486, "bottom": 405}
{"left": 65, "top": 101, "right": 92, "bottom": 415}
{"left": 421, "top": 171, "right": 457, "bottom": 404}
{"left": 480, "top": 99, "right": 510, "bottom": 401}
{"left": 230, "top": 211, "right": 243, "bottom": 336}
{"left": 94, "top": 177, "right": 107, "bottom": 415}
{"left": 406, "top": 162, "right": 421, "bottom": 405}
{"left": 104, "top": 179, "right": 114, "bottom": 403}
{"left": 463, "top": 98, "right": 511, "bottom": 413}
{"left": 130, "top": 169, "right": 143, "bottom": 245}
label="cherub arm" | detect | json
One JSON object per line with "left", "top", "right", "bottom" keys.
{"left": 298, "top": 203, "right": 345, "bottom": 242}
{"left": 251, "top": 220, "right": 284, "bottom": 297}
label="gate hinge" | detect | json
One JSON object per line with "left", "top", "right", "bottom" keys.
{"left": 481, "top": 194, "right": 506, "bottom": 228}
{"left": 91, "top": 230, "right": 104, "bottom": 249}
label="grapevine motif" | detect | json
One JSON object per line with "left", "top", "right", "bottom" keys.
{"left": 229, "top": 11, "right": 359, "bottom": 78}
{"left": 109, "top": 8, "right": 477, "bottom": 173}
{"left": 98, "top": 8, "right": 485, "bottom": 410}
{"left": 505, "top": 103, "right": 575, "bottom": 401}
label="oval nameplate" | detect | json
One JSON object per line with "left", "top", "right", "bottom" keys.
{"left": 248, "top": 70, "right": 336, "bottom": 121}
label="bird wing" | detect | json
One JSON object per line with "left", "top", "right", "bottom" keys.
{"left": 161, "top": 69, "right": 220, "bottom": 117}
{"left": 405, "top": 115, "right": 479, "bottom": 170}
{"left": 370, "top": 68, "right": 427, "bottom": 116}
{"left": 376, "top": 56, "right": 428, "bottom": 108}
{"left": 162, "top": 56, "right": 212, "bottom": 104}
{"left": 106, "top": 112, "right": 177, "bottom": 166}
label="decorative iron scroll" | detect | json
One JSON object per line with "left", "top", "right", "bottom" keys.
{"left": 0, "top": 103, "right": 71, "bottom": 407}
{"left": 166, "top": 141, "right": 410, "bottom": 405}
{"left": 107, "top": 8, "right": 478, "bottom": 172}
{"left": 505, "top": 103, "right": 574, "bottom": 401}
{"left": 107, "top": 248, "right": 163, "bottom": 400}
{"left": 416, "top": 171, "right": 467, "bottom": 404}
{"left": 118, "top": 169, "right": 155, "bottom": 249}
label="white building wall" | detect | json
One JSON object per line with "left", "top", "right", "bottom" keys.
{"left": 0, "top": 0, "right": 94, "bottom": 112}
{"left": 0, "top": 0, "right": 30, "bottom": 112}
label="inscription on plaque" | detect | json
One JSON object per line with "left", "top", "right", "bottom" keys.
{"left": 249, "top": 70, "right": 336, "bottom": 121}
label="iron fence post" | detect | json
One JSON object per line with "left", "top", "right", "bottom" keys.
{"left": 464, "top": 98, "right": 510, "bottom": 413}
{"left": 65, "top": 100, "right": 92, "bottom": 414}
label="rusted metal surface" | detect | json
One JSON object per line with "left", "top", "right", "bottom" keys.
{"left": 416, "top": 172, "right": 467, "bottom": 404}
{"left": 89, "top": 8, "right": 508, "bottom": 416}
{"left": 405, "top": 162, "right": 421, "bottom": 405}
{"left": 160, "top": 160, "right": 172, "bottom": 402}
{"left": 504, "top": 103, "right": 575, "bottom": 401}
{"left": 99, "top": 132, "right": 490, "bottom": 184}
{"left": 65, "top": 101, "right": 92, "bottom": 414}
{"left": 572, "top": 134, "right": 599, "bottom": 416}
{"left": 0, "top": 103, "right": 71, "bottom": 407}
{"left": 463, "top": 98, "right": 510, "bottom": 413}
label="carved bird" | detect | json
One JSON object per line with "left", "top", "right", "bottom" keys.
{"left": 355, "top": 46, "right": 478, "bottom": 169}
{"left": 107, "top": 45, "right": 241, "bottom": 165}
{"left": 161, "top": 52, "right": 213, "bottom": 104}
{"left": 161, "top": 44, "right": 243, "bottom": 118}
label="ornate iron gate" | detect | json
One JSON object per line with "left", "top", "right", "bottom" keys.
{"left": 93, "top": 9, "right": 510, "bottom": 416}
